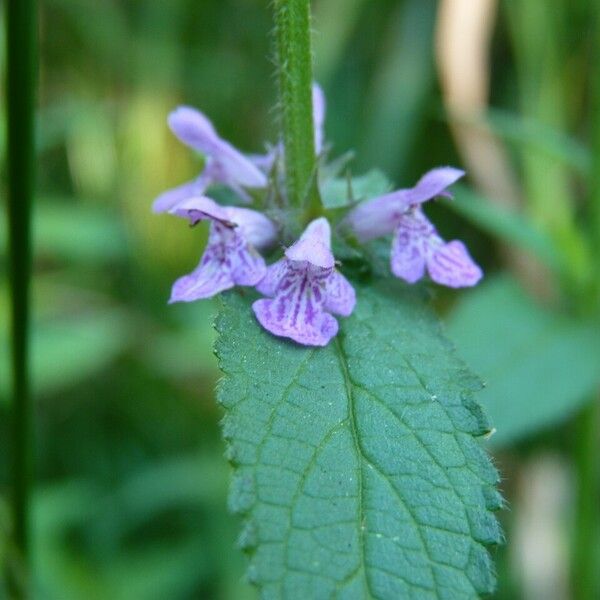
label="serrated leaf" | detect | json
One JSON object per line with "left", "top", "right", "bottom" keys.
{"left": 321, "top": 170, "right": 392, "bottom": 209}
{"left": 447, "top": 276, "right": 600, "bottom": 447}
{"left": 215, "top": 280, "right": 502, "bottom": 599}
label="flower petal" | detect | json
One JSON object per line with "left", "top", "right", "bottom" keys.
{"left": 324, "top": 271, "right": 356, "bottom": 316}
{"left": 170, "top": 195, "right": 229, "bottom": 224}
{"left": 344, "top": 167, "right": 465, "bottom": 242}
{"left": 168, "top": 106, "right": 219, "bottom": 154}
{"left": 402, "top": 167, "right": 465, "bottom": 207}
{"left": 224, "top": 206, "right": 277, "bottom": 250}
{"left": 253, "top": 248, "right": 339, "bottom": 346}
{"left": 255, "top": 258, "right": 287, "bottom": 296}
{"left": 253, "top": 298, "right": 338, "bottom": 347}
{"left": 312, "top": 83, "right": 326, "bottom": 155}
{"left": 169, "top": 252, "right": 235, "bottom": 303}
{"left": 171, "top": 198, "right": 276, "bottom": 250}
{"left": 152, "top": 179, "right": 207, "bottom": 214}
{"left": 208, "top": 144, "right": 268, "bottom": 189}
{"left": 169, "top": 215, "right": 267, "bottom": 303}
{"left": 390, "top": 219, "right": 427, "bottom": 284}
{"left": 427, "top": 240, "right": 483, "bottom": 288}
{"left": 253, "top": 218, "right": 354, "bottom": 346}
{"left": 168, "top": 106, "right": 267, "bottom": 190}
{"left": 248, "top": 151, "right": 276, "bottom": 173}
{"left": 343, "top": 192, "right": 406, "bottom": 242}
{"left": 285, "top": 217, "right": 334, "bottom": 268}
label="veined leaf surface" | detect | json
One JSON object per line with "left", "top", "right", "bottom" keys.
{"left": 216, "top": 280, "right": 502, "bottom": 599}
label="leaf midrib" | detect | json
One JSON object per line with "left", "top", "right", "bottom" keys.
{"left": 334, "top": 336, "right": 376, "bottom": 600}
{"left": 336, "top": 335, "right": 457, "bottom": 597}
{"left": 335, "top": 333, "right": 479, "bottom": 598}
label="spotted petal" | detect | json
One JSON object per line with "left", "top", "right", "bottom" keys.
{"left": 324, "top": 271, "right": 356, "bottom": 316}
{"left": 169, "top": 218, "right": 267, "bottom": 303}
{"left": 253, "top": 298, "right": 338, "bottom": 347}
{"left": 169, "top": 254, "right": 236, "bottom": 303}
{"left": 390, "top": 211, "right": 432, "bottom": 283}
{"left": 256, "top": 258, "right": 288, "bottom": 296}
{"left": 427, "top": 240, "right": 483, "bottom": 288}
{"left": 391, "top": 209, "right": 482, "bottom": 288}
{"left": 252, "top": 263, "right": 340, "bottom": 347}
{"left": 253, "top": 218, "right": 355, "bottom": 346}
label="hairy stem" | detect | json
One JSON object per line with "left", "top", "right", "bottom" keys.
{"left": 5, "top": 0, "right": 37, "bottom": 594}
{"left": 273, "top": 0, "right": 320, "bottom": 217}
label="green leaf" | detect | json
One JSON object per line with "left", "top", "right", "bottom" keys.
{"left": 321, "top": 169, "right": 392, "bottom": 210}
{"left": 448, "top": 109, "right": 591, "bottom": 176}
{"left": 0, "top": 199, "right": 127, "bottom": 263}
{"left": 215, "top": 280, "right": 502, "bottom": 598}
{"left": 0, "top": 309, "right": 132, "bottom": 400}
{"left": 448, "top": 186, "right": 563, "bottom": 271}
{"left": 447, "top": 276, "right": 600, "bottom": 446}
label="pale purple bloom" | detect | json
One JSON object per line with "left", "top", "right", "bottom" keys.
{"left": 169, "top": 196, "right": 276, "bottom": 303}
{"left": 247, "top": 144, "right": 279, "bottom": 174}
{"left": 344, "top": 167, "right": 482, "bottom": 288}
{"left": 390, "top": 207, "right": 482, "bottom": 287}
{"left": 153, "top": 107, "right": 267, "bottom": 213}
{"left": 253, "top": 218, "right": 355, "bottom": 346}
{"left": 312, "top": 82, "right": 326, "bottom": 156}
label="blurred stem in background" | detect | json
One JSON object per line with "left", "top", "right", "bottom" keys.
{"left": 573, "top": 10, "right": 600, "bottom": 599}
{"left": 573, "top": 401, "right": 600, "bottom": 600}
{"left": 593, "top": 4, "right": 600, "bottom": 304}
{"left": 272, "top": 0, "right": 320, "bottom": 219}
{"left": 4, "top": 0, "right": 37, "bottom": 595}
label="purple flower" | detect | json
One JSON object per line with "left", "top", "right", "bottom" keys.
{"left": 344, "top": 167, "right": 482, "bottom": 288}
{"left": 312, "top": 82, "right": 326, "bottom": 156}
{"left": 169, "top": 196, "right": 276, "bottom": 303}
{"left": 153, "top": 107, "right": 267, "bottom": 213}
{"left": 253, "top": 217, "right": 355, "bottom": 347}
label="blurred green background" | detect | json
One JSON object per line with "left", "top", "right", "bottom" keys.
{"left": 1, "top": 0, "right": 599, "bottom": 598}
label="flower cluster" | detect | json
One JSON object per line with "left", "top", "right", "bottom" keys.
{"left": 154, "top": 86, "right": 482, "bottom": 346}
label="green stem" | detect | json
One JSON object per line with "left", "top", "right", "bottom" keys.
{"left": 572, "top": 10, "right": 600, "bottom": 600}
{"left": 5, "top": 0, "right": 37, "bottom": 594}
{"left": 592, "top": 6, "right": 600, "bottom": 306}
{"left": 273, "top": 0, "right": 320, "bottom": 218}
{"left": 573, "top": 401, "right": 600, "bottom": 600}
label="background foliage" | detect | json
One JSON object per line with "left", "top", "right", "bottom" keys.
{"left": 1, "top": 0, "right": 599, "bottom": 598}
